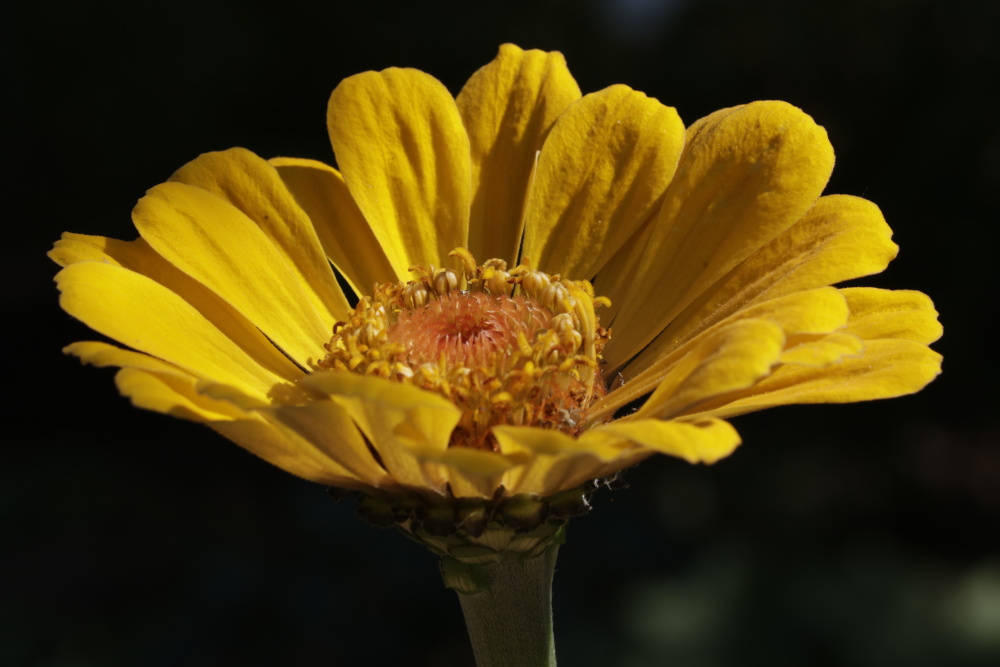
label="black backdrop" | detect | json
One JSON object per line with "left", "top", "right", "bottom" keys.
{"left": 7, "top": 0, "right": 998, "bottom": 665}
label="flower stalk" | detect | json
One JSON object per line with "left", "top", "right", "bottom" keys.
{"left": 442, "top": 544, "right": 561, "bottom": 667}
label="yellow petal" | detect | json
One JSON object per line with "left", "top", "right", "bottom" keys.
{"left": 50, "top": 232, "right": 124, "bottom": 268}
{"left": 327, "top": 68, "right": 471, "bottom": 276}
{"left": 114, "top": 365, "right": 361, "bottom": 485}
{"left": 779, "top": 331, "right": 864, "bottom": 367}
{"left": 301, "top": 372, "right": 461, "bottom": 492}
{"left": 521, "top": 84, "right": 685, "bottom": 279}
{"left": 841, "top": 287, "right": 943, "bottom": 344}
{"left": 456, "top": 43, "right": 582, "bottom": 266}
{"left": 283, "top": 373, "right": 512, "bottom": 497}
{"left": 66, "top": 340, "right": 278, "bottom": 426}
{"left": 132, "top": 370, "right": 380, "bottom": 488}
{"left": 192, "top": 379, "right": 273, "bottom": 411}
{"left": 415, "top": 447, "right": 522, "bottom": 499}
{"left": 69, "top": 341, "right": 282, "bottom": 413}
{"left": 614, "top": 194, "right": 897, "bottom": 377}
{"left": 56, "top": 262, "right": 287, "bottom": 399}
{"left": 493, "top": 425, "right": 635, "bottom": 496}
{"left": 601, "top": 101, "right": 836, "bottom": 370}
{"left": 595, "top": 287, "right": 848, "bottom": 419}
{"left": 748, "top": 195, "right": 897, "bottom": 294}
{"left": 631, "top": 318, "right": 786, "bottom": 420}
{"left": 114, "top": 367, "right": 248, "bottom": 421}
{"left": 689, "top": 289, "right": 942, "bottom": 418}
{"left": 132, "top": 181, "right": 332, "bottom": 369}
{"left": 266, "top": 401, "right": 393, "bottom": 489}
{"left": 693, "top": 339, "right": 941, "bottom": 419}
{"left": 211, "top": 414, "right": 377, "bottom": 489}
{"left": 595, "top": 418, "right": 741, "bottom": 464}
{"left": 630, "top": 285, "right": 848, "bottom": 376}
{"left": 67, "top": 340, "right": 195, "bottom": 378}
{"left": 169, "top": 148, "right": 350, "bottom": 322}
{"left": 270, "top": 157, "right": 395, "bottom": 294}
{"left": 51, "top": 233, "right": 303, "bottom": 382}
{"left": 582, "top": 209, "right": 657, "bottom": 315}
{"left": 108, "top": 356, "right": 395, "bottom": 489}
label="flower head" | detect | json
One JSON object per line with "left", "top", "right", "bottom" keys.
{"left": 51, "top": 45, "right": 941, "bottom": 512}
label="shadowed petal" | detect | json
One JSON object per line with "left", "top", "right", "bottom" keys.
{"left": 521, "top": 84, "right": 684, "bottom": 279}
{"left": 689, "top": 288, "right": 943, "bottom": 418}
{"left": 778, "top": 331, "right": 864, "bottom": 367}
{"left": 211, "top": 415, "right": 378, "bottom": 489}
{"left": 67, "top": 341, "right": 248, "bottom": 420}
{"left": 594, "top": 418, "right": 740, "bottom": 464}
{"left": 594, "top": 288, "right": 848, "bottom": 419}
{"left": 301, "top": 372, "right": 462, "bottom": 493}
{"left": 493, "top": 426, "right": 634, "bottom": 496}
{"left": 617, "top": 194, "right": 897, "bottom": 380}
{"left": 267, "top": 401, "right": 394, "bottom": 489}
{"left": 414, "top": 447, "right": 523, "bottom": 499}
{"left": 271, "top": 157, "right": 396, "bottom": 295}
{"left": 66, "top": 344, "right": 371, "bottom": 486}
{"left": 631, "top": 318, "right": 786, "bottom": 420}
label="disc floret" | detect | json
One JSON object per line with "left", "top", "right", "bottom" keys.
{"left": 319, "top": 249, "right": 611, "bottom": 450}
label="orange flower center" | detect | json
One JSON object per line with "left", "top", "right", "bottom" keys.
{"left": 319, "top": 249, "right": 611, "bottom": 450}
{"left": 387, "top": 292, "right": 550, "bottom": 369}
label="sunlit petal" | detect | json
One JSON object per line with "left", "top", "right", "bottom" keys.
{"left": 602, "top": 101, "right": 835, "bottom": 370}
{"left": 133, "top": 182, "right": 332, "bottom": 368}
{"left": 327, "top": 67, "right": 471, "bottom": 276}
{"left": 457, "top": 43, "right": 581, "bottom": 266}
{"left": 51, "top": 233, "right": 303, "bottom": 382}
{"left": 53, "top": 48, "right": 940, "bottom": 510}
{"left": 57, "top": 262, "right": 291, "bottom": 399}
{"left": 169, "top": 147, "right": 351, "bottom": 322}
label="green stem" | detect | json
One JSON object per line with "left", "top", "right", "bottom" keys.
{"left": 441, "top": 545, "right": 560, "bottom": 667}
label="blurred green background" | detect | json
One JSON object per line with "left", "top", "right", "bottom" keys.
{"left": 6, "top": 0, "right": 997, "bottom": 665}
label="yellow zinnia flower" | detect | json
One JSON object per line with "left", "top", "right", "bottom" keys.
{"left": 49, "top": 44, "right": 941, "bottom": 517}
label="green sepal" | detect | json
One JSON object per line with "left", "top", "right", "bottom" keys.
{"left": 337, "top": 472, "right": 624, "bottom": 567}
{"left": 496, "top": 494, "right": 547, "bottom": 530}
{"left": 455, "top": 498, "right": 491, "bottom": 537}
{"left": 415, "top": 502, "right": 458, "bottom": 536}
{"left": 440, "top": 555, "right": 487, "bottom": 594}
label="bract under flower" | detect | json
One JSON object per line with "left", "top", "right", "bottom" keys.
{"left": 51, "top": 43, "right": 941, "bottom": 505}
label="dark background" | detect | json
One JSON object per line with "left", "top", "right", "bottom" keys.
{"left": 6, "top": 0, "right": 998, "bottom": 665}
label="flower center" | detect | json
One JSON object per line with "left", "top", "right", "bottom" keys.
{"left": 387, "top": 292, "right": 550, "bottom": 369}
{"left": 319, "top": 249, "right": 611, "bottom": 450}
